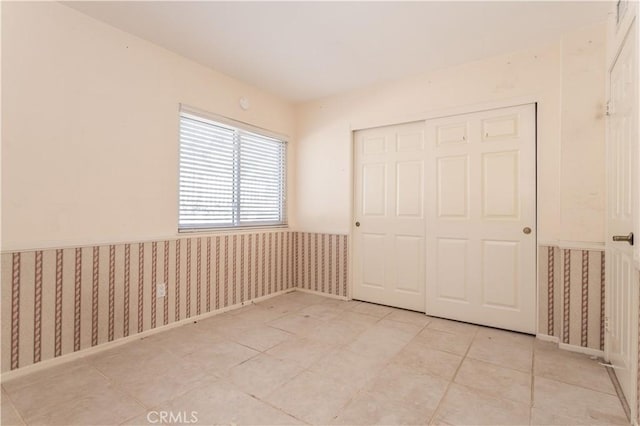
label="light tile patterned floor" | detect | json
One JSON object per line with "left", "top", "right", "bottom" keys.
{"left": 0, "top": 291, "right": 629, "bottom": 425}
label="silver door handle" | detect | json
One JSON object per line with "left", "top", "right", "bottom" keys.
{"left": 612, "top": 232, "right": 634, "bottom": 246}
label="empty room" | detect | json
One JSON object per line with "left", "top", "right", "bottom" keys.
{"left": 1, "top": 1, "right": 639, "bottom": 425}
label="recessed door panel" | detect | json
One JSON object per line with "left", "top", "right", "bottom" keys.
{"left": 482, "top": 151, "right": 519, "bottom": 219}
{"left": 395, "top": 235, "right": 423, "bottom": 294}
{"left": 437, "top": 155, "right": 468, "bottom": 218}
{"left": 363, "top": 137, "right": 386, "bottom": 155}
{"left": 437, "top": 123, "right": 467, "bottom": 145}
{"left": 482, "top": 240, "right": 519, "bottom": 309}
{"left": 436, "top": 238, "right": 468, "bottom": 302}
{"left": 482, "top": 115, "right": 519, "bottom": 140}
{"left": 397, "top": 132, "right": 424, "bottom": 152}
{"left": 362, "top": 164, "right": 386, "bottom": 216}
{"left": 397, "top": 161, "right": 423, "bottom": 217}
{"left": 362, "top": 233, "right": 385, "bottom": 288}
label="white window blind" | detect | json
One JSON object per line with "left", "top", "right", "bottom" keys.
{"left": 179, "top": 110, "right": 286, "bottom": 230}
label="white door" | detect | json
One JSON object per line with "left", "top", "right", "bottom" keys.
{"left": 353, "top": 122, "right": 426, "bottom": 311}
{"left": 425, "top": 104, "right": 537, "bottom": 333}
{"left": 606, "top": 21, "right": 638, "bottom": 410}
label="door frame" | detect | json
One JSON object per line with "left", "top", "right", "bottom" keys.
{"left": 350, "top": 98, "right": 539, "bottom": 329}
{"left": 604, "top": 3, "right": 639, "bottom": 421}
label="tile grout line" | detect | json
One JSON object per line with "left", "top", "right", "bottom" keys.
{"left": 247, "top": 394, "right": 311, "bottom": 425}
{"left": 174, "top": 304, "right": 400, "bottom": 424}
{"left": 326, "top": 309, "right": 430, "bottom": 423}
{"left": 533, "top": 344, "right": 623, "bottom": 396}
{"left": 530, "top": 339, "right": 536, "bottom": 425}
{"left": 120, "top": 298, "right": 319, "bottom": 425}
{"left": 253, "top": 304, "right": 422, "bottom": 424}
{"left": 1, "top": 361, "right": 92, "bottom": 394}
{"left": 13, "top": 362, "right": 150, "bottom": 425}
{"left": 90, "top": 361, "right": 162, "bottom": 413}
{"left": 244, "top": 300, "right": 392, "bottom": 424}
{"left": 251, "top": 350, "right": 321, "bottom": 424}
{"left": 530, "top": 342, "right": 628, "bottom": 424}
{"left": 464, "top": 342, "right": 537, "bottom": 376}
{"left": 1, "top": 385, "right": 28, "bottom": 426}
{"left": 533, "top": 372, "right": 621, "bottom": 397}
{"left": 85, "top": 331, "right": 255, "bottom": 422}
{"left": 315, "top": 308, "right": 395, "bottom": 421}
{"left": 221, "top": 375, "right": 312, "bottom": 426}
{"left": 117, "top": 394, "right": 211, "bottom": 426}
{"left": 426, "top": 326, "right": 479, "bottom": 425}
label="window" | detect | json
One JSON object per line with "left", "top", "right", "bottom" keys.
{"left": 179, "top": 107, "right": 287, "bottom": 230}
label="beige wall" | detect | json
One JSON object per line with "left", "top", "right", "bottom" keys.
{"left": 1, "top": 2, "right": 295, "bottom": 251}
{"left": 560, "top": 26, "right": 607, "bottom": 243}
{"left": 1, "top": 2, "right": 608, "bottom": 251}
{"left": 294, "top": 23, "right": 607, "bottom": 244}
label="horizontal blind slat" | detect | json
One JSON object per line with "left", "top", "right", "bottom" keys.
{"left": 179, "top": 111, "right": 285, "bottom": 229}
{"left": 239, "top": 131, "right": 285, "bottom": 223}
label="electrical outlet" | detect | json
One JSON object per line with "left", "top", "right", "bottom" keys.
{"left": 157, "top": 283, "right": 166, "bottom": 298}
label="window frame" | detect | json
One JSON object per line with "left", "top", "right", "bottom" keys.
{"left": 178, "top": 105, "right": 288, "bottom": 232}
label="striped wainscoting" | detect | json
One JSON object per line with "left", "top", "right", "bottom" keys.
{"left": 1, "top": 231, "right": 296, "bottom": 373}
{"left": 294, "top": 232, "right": 349, "bottom": 298}
{"left": 538, "top": 246, "right": 563, "bottom": 340}
{"left": 538, "top": 245, "right": 605, "bottom": 351}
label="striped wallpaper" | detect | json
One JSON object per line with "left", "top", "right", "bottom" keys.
{"left": 0, "top": 231, "right": 350, "bottom": 373}
{"left": 1, "top": 237, "right": 610, "bottom": 373}
{"left": 538, "top": 246, "right": 605, "bottom": 350}
{"left": 294, "top": 232, "right": 349, "bottom": 298}
{"left": 540, "top": 247, "right": 640, "bottom": 422}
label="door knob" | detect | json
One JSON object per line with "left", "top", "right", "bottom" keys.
{"left": 523, "top": 227, "right": 531, "bottom": 235}
{"left": 612, "top": 232, "right": 634, "bottom": 246}
{"left": 355, "top": 222, "right": 361, "bottom": 227}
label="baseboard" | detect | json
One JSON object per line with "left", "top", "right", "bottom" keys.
{"left": 295, "top": 287, "right": 349, "bottom": 301}
{"left": 536, "top": 334, "right": 560, "bottom": 343}
{"left": 558, "top": 342, "right": 605, "bottom": 358}
{"left": 537, "top": 334, "right": 605, "bottom": 357}
{"left": 1, "top": 289, "right": 295, "bottom": 383}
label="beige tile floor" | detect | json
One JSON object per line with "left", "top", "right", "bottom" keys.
{"left": 0, "top": 291, "right": 629, "bottom": 425}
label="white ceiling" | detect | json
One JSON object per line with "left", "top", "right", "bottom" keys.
{"left": 65, "top": 1, "right": 613, "bottom": 102}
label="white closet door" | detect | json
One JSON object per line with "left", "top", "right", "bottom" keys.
{"left": 425, "top": 104, "right": 537, "bottom": 333}
{"left": 353, "top": 122, "right": 426, "bottom": 311}
{"left": 606, "top": 22, "right": 638, "bottom": 411}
